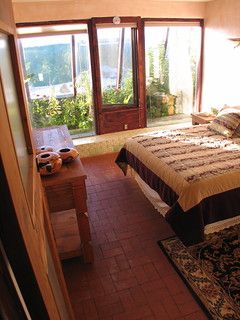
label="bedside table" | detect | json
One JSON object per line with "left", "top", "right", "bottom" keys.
{"left": 191, "top": 113, "right": 216, "bottom": 125}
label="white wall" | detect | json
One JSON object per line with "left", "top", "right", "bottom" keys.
{"left": 12, "top": 0, "right": 205, "bottom": 23}
{"left": 202, "top": 0, "right": 240, "bottom": 111}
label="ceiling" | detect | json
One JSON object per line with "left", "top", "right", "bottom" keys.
{"left": 12, "top": 0, "right": 215, "bottom": 3}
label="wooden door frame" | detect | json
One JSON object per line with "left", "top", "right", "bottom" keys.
{"left": 8, "top": 34, "right": 33, "bottom": 153}
{"left": 0, "top": 71, "right": 75, "bottom": 320}
{"left": 89, "top": 16, "right": 146, "bottom": 134}
{"left": 0, "top": 25, "right": 33, "bottom": 153}
{"left": 0, "top": 156, "right": 50, "bottom": 319}
{"left": 1, "top": 12, "right": 75, "bottom": 318}
{"left": 0, "top": 237, "right": 31, "bottom": 320}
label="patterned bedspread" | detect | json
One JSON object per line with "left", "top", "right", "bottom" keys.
{"left": 116, "top": 125, "right": 240, "bottom": 245}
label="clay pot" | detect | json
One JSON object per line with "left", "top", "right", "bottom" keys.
{"left": 36, "top": 151, "right": 62, "bottom": 176}
{"left": 57, "top": 147, "right": 79, "bottom": 163}
{"left": 36, "top": 145, "right": 54, "bottom": 155}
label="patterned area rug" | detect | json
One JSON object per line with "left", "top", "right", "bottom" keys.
{"left": 159, "top": 224, "right": 240, "bottom": 320}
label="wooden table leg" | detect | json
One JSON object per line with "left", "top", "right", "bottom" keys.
{"left": 72, "top": 183, "right": 94, "bottom": 263}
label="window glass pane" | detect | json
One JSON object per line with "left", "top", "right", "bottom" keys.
{"left": 145, "top": 26, "right": 201, "bottom": 127}
{"left": 74, "top": 33, "right": 95, "bottom": 136}
{"left": 75, "top": 33, "right": 92, "bottom": 96}
{"left": 20, "top": 31, "right": 95, "bottom": 137}
{"left": 97, "top": 27, "right": 134, "bottom": 105}
{"left": 21, "top": 35, "right": 73, "bottom": 99}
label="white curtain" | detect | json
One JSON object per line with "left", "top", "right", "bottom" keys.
{"left": 168, "top": 27, "right": 194, "bottom": 114}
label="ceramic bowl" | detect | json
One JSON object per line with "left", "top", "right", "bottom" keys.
{"left": 36, "top": 145, "right": 54, "bottom": 154}
{"left": 57, "top": 147, "right": 79, "bottom": 163}
{"left": 36, "top": 151, "right": 62, "bottom": 176}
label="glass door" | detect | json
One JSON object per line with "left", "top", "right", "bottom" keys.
{"left": 96, "top": 25, "right": 138, "bottom": 108}
{"left": 91, "top": 17, "right": 143, "bottom": 134}
{"left": 97, "top": 27, "right": 136, "bottom": 106}
{"left": 145, "top": 23, "right": 202, "bottom": 127}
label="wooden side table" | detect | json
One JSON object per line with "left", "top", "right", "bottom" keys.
{"left": 33, "top": 125, "right": 93, "bottom": 263}
{"left": 191, "top": 113, "right": 216, "bottom": 125}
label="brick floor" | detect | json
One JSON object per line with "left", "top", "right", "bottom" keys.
{"left": 62, "top": 153, "right": 208, "bottom": 320}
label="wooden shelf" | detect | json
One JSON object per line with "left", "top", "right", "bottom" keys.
{"left": 50, "top": 210, "right": 82, "bottom": 260}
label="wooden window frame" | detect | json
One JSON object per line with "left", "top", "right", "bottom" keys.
{"left": 19, "top": 34, "right": 76, "bottom": 101}
{"left": 17, "top": 20, "right": 90, "bottom": 102}
{"left": 17, "top": 20, "right": 99, "bottom": 136}
{"left": 16, "top": 17, "right": 204, "bottom": 135}
{"left": 90, "top": 17, "right": 142, "bottom": 112}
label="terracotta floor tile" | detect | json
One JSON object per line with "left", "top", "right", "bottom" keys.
{"left": 115, "top": 254, "right": 130, "bottom": 271}
{"left": 145, "top": 288, "right": 169, "bottom": 303}
{"left": 97, "top": 301, "right": 124, "bottom": 318}
{"left": 104, "top": 257, "right": 120, "bottom": 275}
{"left": 163, "top": 274, "right": 187, "bottom": 296}
{"left": 105, "top": 231, "right": 118, "bottom": 242}
{"left": 62, "top": 153, "right": 207, "bottom": 320}
{"left": 178, "top": 299, "right": 202, "bottom": 317}
{"left": 147, "top": 299, "right": 170, "bottom": 319}
{"left": 132, "top": 263, "right": 160, "bottom": 285}
{"left": 100, "top": 241, "right": 122, "bottom": 252}
{"left": 161, "top": 295, "right": 182, "bottom": 319}
{"left": 183, "top": 311, "right": 209, "bottom": 320}
{"left": 114, "top": 277, "right": 138, "bottom": 292}
{"left": 111, "top": 269, "right": 134, "bottom": 282}
{"left": 94, "top": 293, "right": 120, "bottom": 308}
{"left": 102, "top": 247, "right": 124, "bottom": 259}
{"left": 128, "top": 254, "right": 153, "bottom": 268}
{"left": 118, "top": 290, "right": 136, "bottom": 310}
{"left": 141, "top": 279, "right": 166, "bottom": 294}
{"left": 100, "top": 274, "right": 116, "bottom": 294}
{"left": 113, "top": 305, "right": 153, "bottom": 320}
{"left": 129, "top": 286, "right": 147, "bottom": 306}
{"left": 172, "top": 291, "right": 194, "bottom": 306}
{"left": 153, "top": 260, "right": 176, "bottom": 278}
{"left": 98, "top": 317, "right": 113, "bottom": 320}
{"left": 71, "top": 299, "right": 85, "bottom": 317}
{"left": 132, "top": 265, "right": 149, "bottom": 284}
{"left": 73, "top": 287, "right": 92, "bottom": 302}
{"left": 89, "top": 278, "right": 105, "bottom": 297}
{"left": 82, "top": 298, "right": 98, "bottom": 319}
{"left": 119, "top": 238, "right": 140, "bottom": 254}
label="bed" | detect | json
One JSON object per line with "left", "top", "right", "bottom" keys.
{"left": 116, "top": 124, "right": 240, "bottom": 245}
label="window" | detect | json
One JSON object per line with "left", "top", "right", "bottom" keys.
{"left": 96, "top": 26, "right": 137, "bottom": 107}
{"left": 145, "top": 22, "right": 202, "bottom": 127}
{"left": 21, "top": 35, "right": 73, "bottom": 99}
{"left": 17, "top": 19, "right": 203, "bottom": 136}
{"left": 19, "top": 24, "right": 95, "bottom": 137}
{"left": 75, "top": 33, "right": 92, "bottom": 96}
